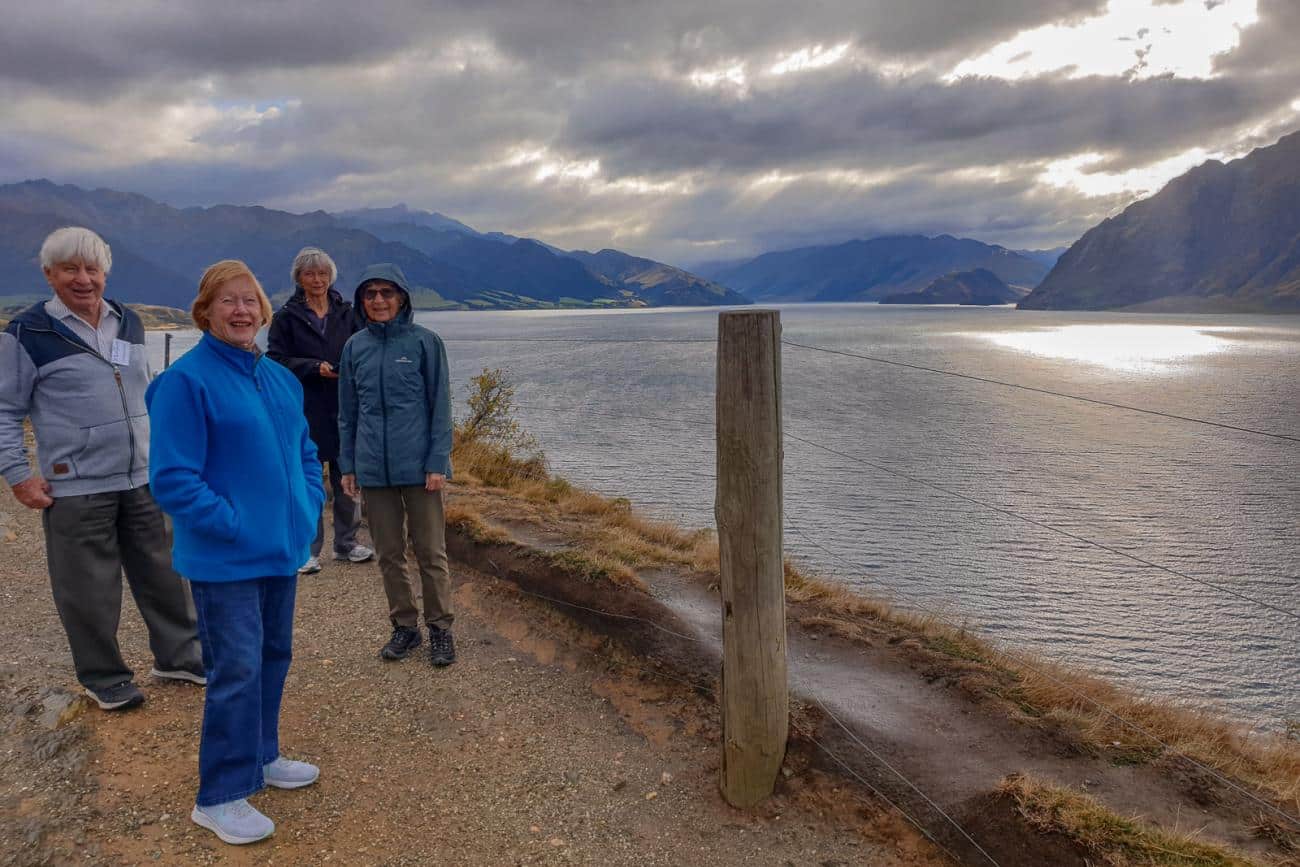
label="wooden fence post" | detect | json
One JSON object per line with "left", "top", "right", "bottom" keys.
{"left": 715, "top": 309, "right": 788, "bottom": 808}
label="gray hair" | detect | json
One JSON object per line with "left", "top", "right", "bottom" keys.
{"left": 40, "top": 226, "right": 112, "bottom": 274}
{"left": 290, "top": 247, "right": 338, "bottom": 288}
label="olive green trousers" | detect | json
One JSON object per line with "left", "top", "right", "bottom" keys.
{"left": 362, "top": 486, "right": 453, "bottom": 630}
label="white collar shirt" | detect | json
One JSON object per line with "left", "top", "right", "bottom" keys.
{"left": 45, "top": 296, "right": 120, "bottom": 360}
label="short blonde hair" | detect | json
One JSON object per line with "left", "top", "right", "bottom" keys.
{"left": 191, "top": 260, "right": 274, "bottom": 332}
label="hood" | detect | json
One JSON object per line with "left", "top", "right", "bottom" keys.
{"left": 352, "top": 263, "right": 414, "bottom": 325}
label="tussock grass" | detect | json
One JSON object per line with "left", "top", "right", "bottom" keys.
{"left": 444, "top": 502, "right": 511, "bottom": 545}
{"left": 541, "top": 548, "right": 644, "bottom": 592}
{"left": 999, "top": 773, "right": 1261, "bottom": 866}
{"left": 448, "top": 372, "right": 1300, "bottom": 821}
{"left": 997, "top": 652, "right": 1300, "bottom": 811}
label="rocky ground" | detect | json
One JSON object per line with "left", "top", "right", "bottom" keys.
{"left": 0, "top": 487, "right": 936, "bottom": 866}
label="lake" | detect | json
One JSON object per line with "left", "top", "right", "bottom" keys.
{"left": 148, "top": 304, "right": 1300, "bottom": 729}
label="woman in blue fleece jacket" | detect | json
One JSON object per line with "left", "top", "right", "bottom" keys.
{"left": 146, "top": 260, "right": 325, "bottom": 847}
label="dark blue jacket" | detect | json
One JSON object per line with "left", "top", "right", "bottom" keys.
{"left": 266, "top": 287, "right": 361, "bottom": 461}
{"left": 337, "top": 264, "right": 453, "bottom": 488}
{"left": 146, "top": 333, "right": 325, "bottom": 582}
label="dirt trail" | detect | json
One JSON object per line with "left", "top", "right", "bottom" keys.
{"left": 0, "top": 487, "right": 935, "bottom": 867}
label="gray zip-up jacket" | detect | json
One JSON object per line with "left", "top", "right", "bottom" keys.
{"left": 0, "top": 300, "right": 152, "bottom": 496}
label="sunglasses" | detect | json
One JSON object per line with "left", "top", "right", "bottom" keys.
{"left": 362, "top": 287, "right": 399, "bottom": 301}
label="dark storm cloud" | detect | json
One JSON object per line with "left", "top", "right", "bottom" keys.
{"left": 560, "top": 67, "right": 1285, "bottom": 178}
{"left": 0, "top": 0, "right": 1106, "bottom": 92}
{"left": 0, "top": 1, "right": 416, "bottom": 93}
{"left": 1213, "top": 0, "right": 1300, "bottom": 77}
{"left": 0, "top": 0, "right": 1295, "bottom": 262}
{"left": 424, "top": 0, "right": 1110, "bottom": 71}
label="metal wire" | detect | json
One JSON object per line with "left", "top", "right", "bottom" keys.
{"left": 812, "top": 697, "right": 1001, "bottom": 866}
{"left": 791, "top": 518, "right": 1300, "bottom": 831}
{"left": 782, "top": 338, "right": 1299, "bottom": 444}
{"left": 785, "top": 431, "right": 1298, "bottom": 623}
{"left": 482, "top": 560, "right": 990, "bottom": 862}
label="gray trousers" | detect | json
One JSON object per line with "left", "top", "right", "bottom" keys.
{"left": 311, "top": 461, "right": 361, "bottom": 557}
{"left": 364, "top": 485, "right": 453, "bottom": 629}
{"left": 42, "top": 486, "right": 202, "bottom": 691}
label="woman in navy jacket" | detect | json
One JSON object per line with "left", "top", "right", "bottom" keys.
{"left": 147, "top": 260, "right": 325, "bottom": 846}
{"left": 267, "top": 247, "right": 371, "bottom": 574}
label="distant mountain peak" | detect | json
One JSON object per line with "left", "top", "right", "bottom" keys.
{"left": 700, "top": 233, "right": 1051, "bottom": 302}
{"left": 1019, "top": 130, "right": 1300, "bottom": 312}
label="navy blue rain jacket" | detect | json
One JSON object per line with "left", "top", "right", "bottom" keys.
{"left": 266, "top": 287, "right": 361, "bottom": 461}
{"left": 336, "top": 264, "right": 453, "bottom": 488}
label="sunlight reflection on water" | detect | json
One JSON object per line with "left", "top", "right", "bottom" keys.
{"left": 975, "top": 324, "right": 1236, "bottom": 372}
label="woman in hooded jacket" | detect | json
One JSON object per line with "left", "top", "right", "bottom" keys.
{"left": 337, "top": 263, "right": 456, "bottom": 667}
{"left": 267, "top": 247, "right": 373, "bottom": 574}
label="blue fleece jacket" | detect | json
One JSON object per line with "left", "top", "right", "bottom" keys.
{"left": 145, "top": 333, "right": 325, "bottom": 582}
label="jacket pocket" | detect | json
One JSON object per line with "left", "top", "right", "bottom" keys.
{"left": 70, "top": 419, "right": 134, "bottom": 480}
{"left": 128, "top": 413, "right": 150, "bottom": 470}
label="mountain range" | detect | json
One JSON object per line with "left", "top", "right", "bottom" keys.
{"left": 880, "top": 268, "right": 1029, "bottom": 305}
{"left": 695, "top": 235, "right": 1052, "bottom": 302}
{"left": 6, "top": 128, "right": 1298, "bottom": 315}
{"left": 0, "top": 181, "right": 748, "bottom": 310}
{"left": 1020, "top": 130, "right": 1300, "bottom": 312}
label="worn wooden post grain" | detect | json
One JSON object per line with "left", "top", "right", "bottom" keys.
{"left": 715, "top": 309, "right": 787, "bottom": 808}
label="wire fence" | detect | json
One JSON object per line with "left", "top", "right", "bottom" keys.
{"left": 472, "top": 331, "right": 1300, "bottom": 838}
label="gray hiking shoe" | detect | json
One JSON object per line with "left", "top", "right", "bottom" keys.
{"left": 333, "top": 544, "right": 374, "bottom": 563}
{"left": 151, "top": 666, "right": 206, "bottom": 686}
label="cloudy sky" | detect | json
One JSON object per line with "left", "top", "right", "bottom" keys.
{"left": 1, "top": 0, "right": 1297, "bottom": 265}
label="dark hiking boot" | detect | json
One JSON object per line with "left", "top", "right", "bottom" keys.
{"left": 85, "top": 680, "right": 145, "bottom": 711}
{"left": 429, "top": 626, "right": 456, "bottom": 667}
{"left": 379, "top": 626, "right": 422, "bottom": 660}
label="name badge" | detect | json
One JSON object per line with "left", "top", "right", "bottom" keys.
{"left": 110, "top": 339, "right": 132, "bottom": 365}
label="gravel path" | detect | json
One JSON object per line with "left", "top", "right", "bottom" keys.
{"left": 0, "top": 488, "right": 928, "bottom": 866}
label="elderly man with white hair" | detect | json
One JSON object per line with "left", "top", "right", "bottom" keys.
{"left": 0, "top": 226, "right": 204, "bottom": 711}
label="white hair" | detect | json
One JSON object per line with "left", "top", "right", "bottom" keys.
{"left": 40, "top": 227, "right": 112, "bottom": 274}
{"left": 290, "top": 247, "right": 338, "bottom": 288}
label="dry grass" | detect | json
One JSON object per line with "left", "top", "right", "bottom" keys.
{"left": 444, "top": 501, "right": 512, "bottom": 545}
{"left": 1000, "top": 652, "right": 1300, "bottom": 811}
{"left": 999, "top": 773, "right": 1261, "bottom": 866}
{"left": 449, "top": 422, "right": 1300, "bottom": 818}
{"left": 540, "top": 548, "right": 644, "bottom": 592}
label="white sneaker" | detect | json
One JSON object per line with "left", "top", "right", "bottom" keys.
{"left": 297, "top": 556, "right": 322, "bottom": 575}
{"left": 264, "top": 756, "right": 320, "bottom": 789}
{"left": 191, "top": 799, "right": 274, "bottom": 845}
{"left": 332, "top": 545, "right": 374, "bottom": 563}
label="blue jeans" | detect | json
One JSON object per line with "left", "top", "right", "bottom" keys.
{"left": 190, "top": 576, "right": 297, "bottom": 807}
